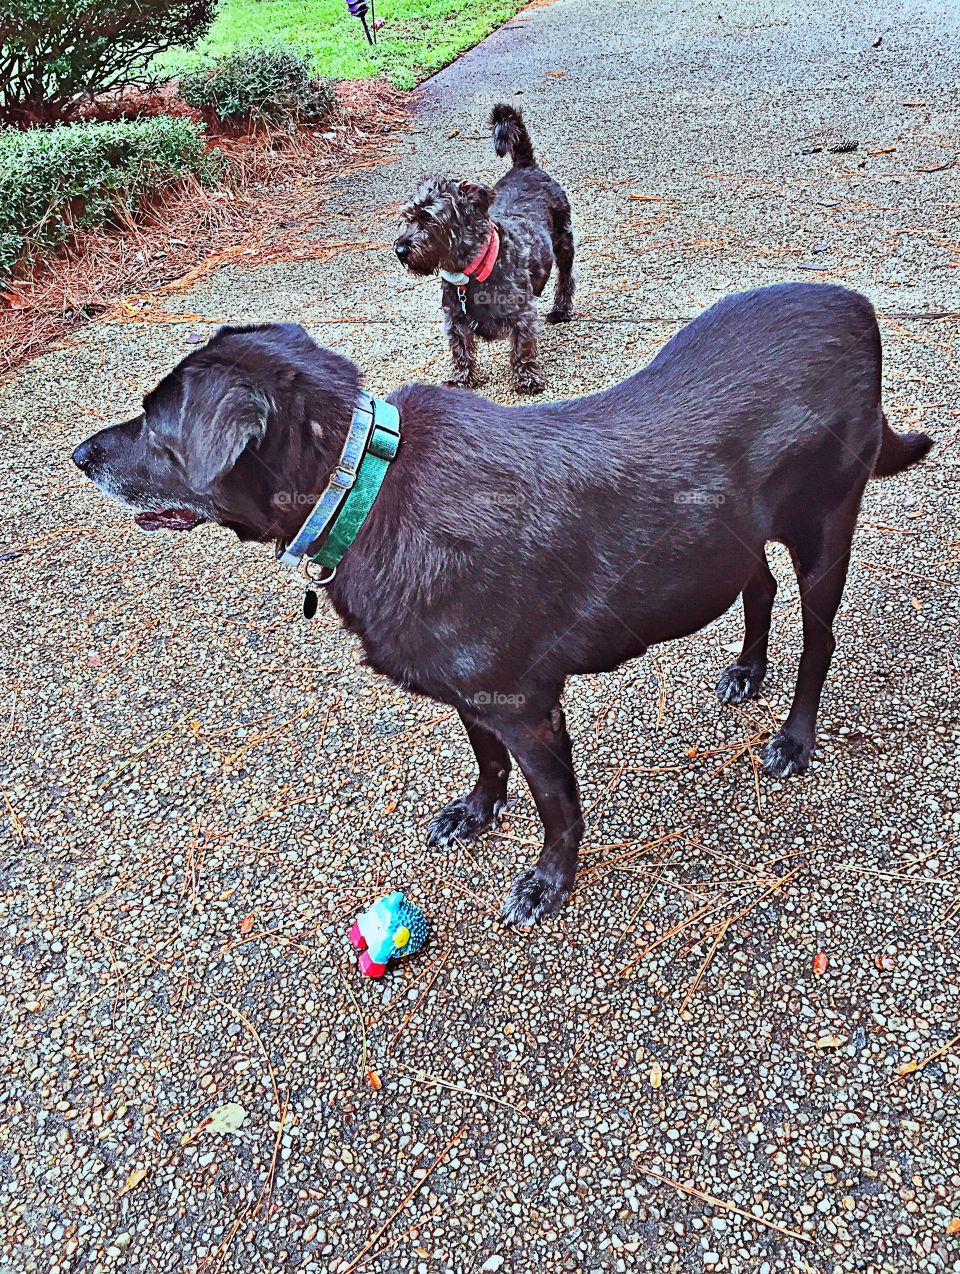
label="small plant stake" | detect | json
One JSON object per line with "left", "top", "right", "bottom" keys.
{"left": 346, "top": 0, "right": 377, "bottom": 45}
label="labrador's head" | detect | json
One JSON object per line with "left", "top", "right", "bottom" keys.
{"left": 72, "top": 324, "right": 359, "bottom": 543}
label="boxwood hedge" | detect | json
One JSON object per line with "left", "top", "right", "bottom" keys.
{"left": 0, "top": 115, "right": 210, "bottom": 279}
{"left": 179, "top": 45, "right": 334, "bottom": 125}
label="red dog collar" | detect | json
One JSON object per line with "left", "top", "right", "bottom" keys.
{"left": 463, "top": 221, "right": 500, "bottom": 283}
{"left": 440, "top": 222, "right": 501, "bottom": 290}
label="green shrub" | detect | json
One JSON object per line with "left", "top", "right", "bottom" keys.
{"left": 0, "top": 116, "right": 211, "bottom": 278}
{"left": 0, "top": 0, "right": 216, "bottom": 122}
{"left": 179, "top": 45, "right": 334, "bottom": 125}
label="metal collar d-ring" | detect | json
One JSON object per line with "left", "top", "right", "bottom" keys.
{"left": 304, "top": 561, "right": 336, "bottom": 587}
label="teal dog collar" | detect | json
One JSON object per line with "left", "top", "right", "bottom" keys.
{"left": 278, "top": 392, "right": 400, "bottom": 578}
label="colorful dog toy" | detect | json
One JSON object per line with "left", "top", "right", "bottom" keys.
{"left": 348, "top": 891, "right": 429, "bottom": 977}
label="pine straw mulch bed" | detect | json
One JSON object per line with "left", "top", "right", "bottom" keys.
{"left": 0, "top": 79, "right": 410, "bottom": 376}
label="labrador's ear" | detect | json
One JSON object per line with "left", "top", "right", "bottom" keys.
{"left": 182, "top": 378, "right": 271, "bottom": 490}
{"left": 458, "top": 180, "right": 495, "bottom": 216}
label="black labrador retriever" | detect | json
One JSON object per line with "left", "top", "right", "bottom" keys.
{"left": 72, "top": 283, "right": 932, "bottom": 925}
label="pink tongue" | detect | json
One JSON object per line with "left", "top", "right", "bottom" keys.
{"left": 135, "top": 509, "right": 202, "bottom": 532}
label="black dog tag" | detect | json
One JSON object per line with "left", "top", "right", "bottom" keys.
{"left": 303, "top": 587, "right": 319, "bottom": 620}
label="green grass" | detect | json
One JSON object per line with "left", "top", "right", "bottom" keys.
{"left": 156, "top": 0, "right": 527, "bottom": 90}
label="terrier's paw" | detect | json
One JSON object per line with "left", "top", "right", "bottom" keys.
{"left": 443, "top": 374, "right": 480, "bottom": 391}
{"left": 716, "top": 661, "right": 765, "bottom": 705}
{"left": 426, "top": 795, "right": 505, "bottom": 848}
{"left": 545, "top": 308, "right": 573, "bottom": 325}
{"left": 501, "top": 867, "right": 571, "bottom": 926}
{"left": 763, "top": 730, "right": 814, "bottom": 778}
{"left": 512, "top": 367, "right": 546, "bottom": 396}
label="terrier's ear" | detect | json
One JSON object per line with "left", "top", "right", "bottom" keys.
{"left": 458, "top": 181, "right": 495, "bottom": 215}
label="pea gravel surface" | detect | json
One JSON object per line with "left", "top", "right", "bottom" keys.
{"left": 2, "top": 0, "right": 959, "bottom": 1271}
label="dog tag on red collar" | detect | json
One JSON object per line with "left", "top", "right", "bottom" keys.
{"left": 303, "top": 586, "right": 319, "bottom": 620}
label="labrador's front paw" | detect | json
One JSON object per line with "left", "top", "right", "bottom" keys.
{"left": 716, "top": 660, "right": 766, "bottom": 704}
{"left": 763, "top": 729, "right": 814, "bottom": 778}
{"left": 426, "top": 794, "right": 506, "bottom": 848}
{"left": 501, "top": 866, "right": 571, "bottom": 926}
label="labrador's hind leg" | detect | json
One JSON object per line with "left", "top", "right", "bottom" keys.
{"left": 764, "top": 492, "right": 863, "bottom": 777}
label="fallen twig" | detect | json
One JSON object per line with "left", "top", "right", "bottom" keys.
{"left": 581, "top": 761, "right": 627, "bottom": 824}
{"left": 99, "top": 712, "right": 191, "bottom": 787}
{"left": 677, "top": 918, "right": 731, "bottom": 1017}
{"left": 896, "top": 1032, "right": 960, "bottom": 1077}
{"left": 618, "top": 896, "right": 725, "bottom": 976}
{"left": 644, "top": 1168, "right": 811, "bottom": 1242}
{"left": 224, "top": 706, "right": 312, "bottom": 763}
{"left": 46, "top": 933, "right": 180, "bottom": 1026}
{"left": 580, "top": 828, "right": 686, "bottom": 862}
{"left": 337, "top": 970, "right": 369, "bottom": 1078}
{"left": 387, "top": 949, "right": 450, "bottom": 1052}
{"left": 614, "top": 851, "right": 674, "bottom": 949}
{"left": 746, "top": 744, "right": 764, "bottom": 818}
{"left": 342, "top": 1125, "right": 468, "bottom": 1273}
{"left": 209, "top": 995, "right": 283, "bottom": 1133}
{"left": 830, "top": 863, "right": 956, "bottom": 885}
{"left": 393, "top": 1062, "right": 527, "bottom": 1115}
{"left": 350, "top": 1205, "right": 446, "bottom": 1272}
{"left": 559, "top": 1028, "right": 590, "bottom": 1078}
{"left": 1, "top": 788, "right": 25, "bottom": 845}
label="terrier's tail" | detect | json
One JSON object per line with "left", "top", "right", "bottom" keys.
{"left": 489, "top": 102, "right": 536, "bottom": 168}
{"left": 872, "top": 412, "right": 933, "bottom": 478}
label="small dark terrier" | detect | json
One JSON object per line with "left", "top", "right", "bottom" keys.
{"left": 394, "top": 103, "right": 575, "bottom": 395}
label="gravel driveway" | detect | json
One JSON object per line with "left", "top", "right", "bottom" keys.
{"left": 2, "top": 0, "right": 959, "bottom": 1270}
